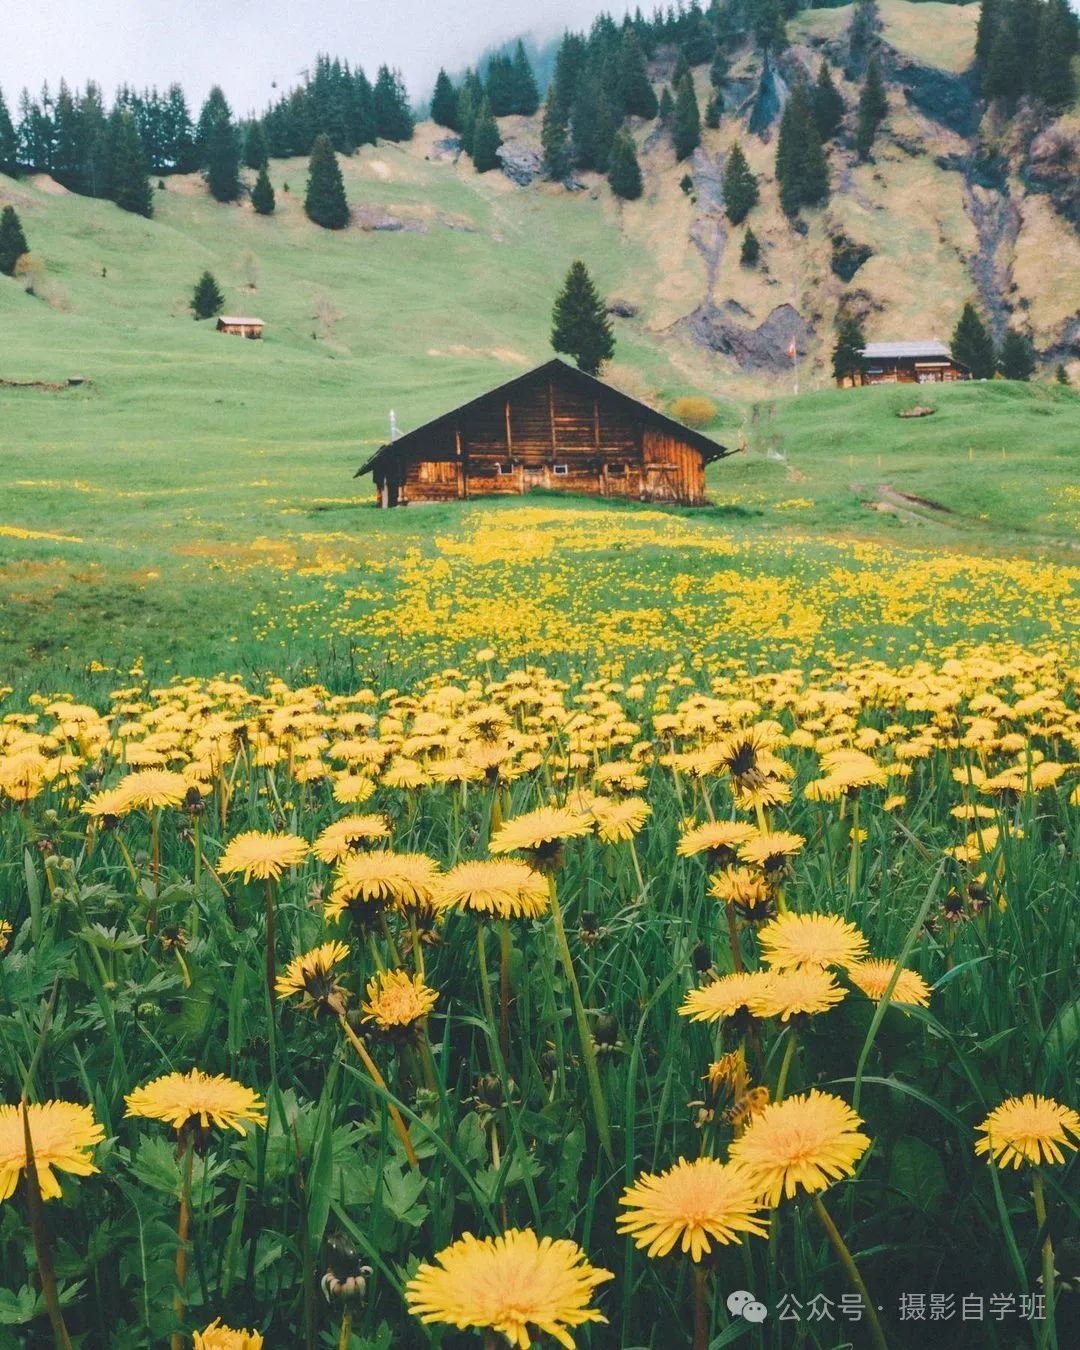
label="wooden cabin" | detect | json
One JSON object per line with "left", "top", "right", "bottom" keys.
{"left": 216, "top": 316, "right": 264, "bottom": 340}
{"left": 356, "top": 359, "right": 731, "bottom": 508}
{"left": 840, "top": 341, "right": 969, "bottom": 386}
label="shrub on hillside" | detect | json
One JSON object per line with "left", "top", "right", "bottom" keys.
{"left": 670, "top": 395, "right": 717, "bottom": 427}
{"left": 191, "top": 270, "right": 224, "bottom": 320}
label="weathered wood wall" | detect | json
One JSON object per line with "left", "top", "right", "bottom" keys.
{"left": 376, "top": 368, "right": 712, "bottom": 506}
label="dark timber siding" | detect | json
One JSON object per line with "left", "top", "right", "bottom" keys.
{"left": 366, "top": 362, "right": 723, "bottom": 507}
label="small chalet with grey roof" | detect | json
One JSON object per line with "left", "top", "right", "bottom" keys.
{"left": 356, "top": 358, "right": 732, "bottom": 507}
{"left": 839, "top": 340, "right": 969, "bottom": 386}
{"left": 216, "top": 316, "right": 264, "bottom": 339}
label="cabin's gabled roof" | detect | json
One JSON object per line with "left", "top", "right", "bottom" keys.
{"left": 355, "top": 358, "right": 731, "bottom": 477}
{"left": 861, "top": 340, "right": 952, "bottom": 360}
{"left": 217, "top": 315, "right": 264, "bottom": 326}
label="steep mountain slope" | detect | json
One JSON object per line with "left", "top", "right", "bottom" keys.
{"left": 1, "top": 0, "right": 1078, "bottom": 424}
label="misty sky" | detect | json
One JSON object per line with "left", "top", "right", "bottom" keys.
{"left": 3, "top": 0, "right": 637, "bottom": 115}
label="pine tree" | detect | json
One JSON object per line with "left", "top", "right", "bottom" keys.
{"left": 572, "top": 79, "right": 616, "bottom": 173}
{"left": 672, "top": 50, "right": 691, "bottom": 89}
{"left": 305, "top": 132, "right": 349, "bottom": 228}
{"left": 430, "top": 70, "right": 459, "bottom": 130}
{"left": 456, "top": 70, "right": 484, "bottom": 155}
{"left": 205, "top": 113, "right": 240, "bottom": 202}
{"left": 998, "top": 329, "right": 1036, "bottom": 380}
{"left": 471, "top": 99, "right": 502, "bottom": 173}
{"left": 723, "top": 142, "right": 758, "bottom": 223}
{"left": 705, "top": 95, "right": 722, "bottom": 129}
{"left": 1055, "top": 363, "right": 1069, "bottom": 385}
{"left": 195, "top": 87, "right": 231, "bottom": 165}
{"left": 109, "top": 110, "right": 153, "bottom": 217}
{"left": 244, "top": 120, "right": 268, "bottom": 170}
{"left": 776, "top": 78, "right": 828, "bottom": 215}
{"left": 0, "top": 87, "right": 18, "bottom": 176}
{"left": 251, "top": 165, "right": 276, "bottom": 214}
{"left": 740, "top": 226, "right": 760, "bottom": 267}
{"left": 813, "top": 61, "right": 845, "bottom": 142}
{"left": 832, "top": 314, "right": 866, "bottom": 382}
{"left": 0, "top": 205, "right": 28, "bottom": 275}
{"left": 191, "top": 269, "right": 224, "bottom": 319}
{"left": 854, "top": 55, "right": 887, "bottom": 159}
{"left": 710, "top": 47, "right": 729, "bottom": 93}
{"left": 551, "top": 259, "right": 615, "bottom": 375}
{"left": 617, "top": 29, "right": 659, "bottom": 119}
{"left": 1035, "top": 0, "right": 1079, "bottom": 109}
{"left": 974, "top": 0, "right": 1000, "bottom": 82}
{"left": 510, "top": 41, "right": 540, "bottom": 116}
{"left": 608, "top": 127, "right": 644, "bottom": 199}
{"left": 541, "top": 85, "right": 570, "bottom": 179}
{"left": 673, "top": 73, "right": 701, "bottom": 160}
{"left": 952, "top": 302, "right": 996, "bottom": 379}
{"left": 373, "top": 66, "right": 414, "bottom": 141}
{"left": 658, "top": 86, "right": 675, "bottom": 124}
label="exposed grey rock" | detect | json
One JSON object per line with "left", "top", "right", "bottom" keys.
{"left": 352, "top": 206, "right": 428, "bottom": 233}
{"left": 608, "top": 298, "right": 639, "bottom": 318}
{"left": 430, "top": 137, "right": 462, "bottom": 162}
{"left": 497, "top": 139, "right": 543, "bottom": 186}
{"left": 678, "top": 301, "right": 814, "bottom": 373}
{"left": 690, "top": 147, "right": 724, "bottom": 213}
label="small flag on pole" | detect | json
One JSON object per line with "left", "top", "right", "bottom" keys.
{"left": 787, "top": 339, "right": 797, "bottom": 359}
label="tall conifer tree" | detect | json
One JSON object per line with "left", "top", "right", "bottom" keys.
{"left": 430, "top": 70, "right": 459, "bottom": 130}
{"left": 304, "top": 132, "right": 349, "bottom": 228}
{"left": 776, "top": 78, "right": 828, "bottom": 215}
{"left": 813, "top": 61, "right": 845, "bottom": 142}
{"left": 0, "top": 205, "right": 29, "bottom": 275}
{"left": 191, "top": 269, "right": 224, "bottom": 318}
{"left": 617, "top": 29, "right": 659, "bottom": 119}
{"left": 109, "top": 109, "right": 153, "bottom": 216}
{"left": 471, "top": 99, "right": 502, "bottom": 172}
{"left": 952, "top": 302, "right": 996, "bottom": 379}
{"left": 206, "top": 113, "right": 240, "bottom": 202}
{"left": 551, "top": 259, "right": 615, "bottom": 375}
{"left": 673, "top": 73, "right": 701, "bottom": 160}
{"left": 244, "top": 121, "right": 268, "bottom": 170}
{"left": 608, "top": 127, "right": 644, "bottom": 199}
{"left": 510, "top": 42, "right": 541, "bottom": 115}
{"left": 723, "top": 142, "right": 758, "bottom": 223}
{"left": 373, "top": 66, "right": 414, "bottom": 141}
{"left": 998, "top": 329, "right": 1035, "bottom": 380}
{"left": 854, "top": 56, "right": 887, "bottom": 159}
{"left": 0, "top": 88, "right": 18, "bottom": 176}
{"left": 251, "top": 165, "right": 275, "bottom": 214}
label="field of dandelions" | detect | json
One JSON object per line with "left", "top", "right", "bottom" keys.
{"left": 0, "top": 503, "right": 1078, "bottom": 1350}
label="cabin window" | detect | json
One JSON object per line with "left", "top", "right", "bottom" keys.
{"left": 553, "top": 464, "right": 569, "bottom": 476}
{"left": 607, "top": 463, "right": 627, "bottom": 477}
{"left": 495, "top": 462, "right": 514, "bottom": 475}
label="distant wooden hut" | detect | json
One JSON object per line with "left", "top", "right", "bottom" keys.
{"left": 840, "top": 341, "right": 969, "bottom": 386}
{"left": 356, "top": 358, "right": 731, "bottom": 508}
{"left": 216, "top": 316, "right": 264, "bottom": 340}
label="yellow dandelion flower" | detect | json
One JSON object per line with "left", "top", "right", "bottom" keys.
{"left": 847, "top": 960, "right": 931, "bottom": 1008}
{"left": 325, "top": 851, "right": 441, "bottom": 920}
{"left": 275, "top": 940, "right": 351, "bottom": 1012}
{"left": 729, "top": 1090, "right": 871, "bottom": 1206}
{"left": 0, "top": 1100, "right": 104, "bottom": 1202}
{"left": 974, "top": 1095, "right": 1080, "bottom": 1169}
{"left": 192, "top": 1319, "right": 264, "bottom": 1349}
{"left": 747, "top": 967, "right": 847, "bottom": 1020}
{"left": 332, "top": 771, "right": 377, "bottom": 805}
{"left": 708, "top": 866, "right": 770, "bottom": 910}
{"left": 217, "top": 830, "right": 309, "bottom": 883}
{"left": 82, "top": 785, "right": 136, "bottom": 820}
{"left": 116, "top": 768, "right": 190, "bottom": 810}
{"left": 591, "top": 796, "right": 651, "bottom": 843}
{"left": 737, "top": 831, "right": 805, "bottom": 873}
{"left": 757, "top": 912, "right": 869, "bottom": 971}
{"left": 616, "top": 1157, "right": 769, "bottom": 1260}
{"left": 676, "top": 820, "right": 757, "bottom": 861}
{"left": 312, "top": 814, "right": 391, "bottom": 863}
{"left": 0, "top": 919, "right": 12, "bottom": 952}
{"left": 679, "top": 972, "right": 774, "bottom": 1023}
{"left": 405, "top": 1228, "right": 612, "bottom": 1349}
{"left": 124, "top": 1069, "right": 266, "bottom": 1136}
{"left": 435, "top": 859, "right": 550, "bottom": 920}
{"left": 360, "top": 968, "right": 438, "bottom": 1030}
{"left": 489, "top": 806, "right": 592, "bottom": 862}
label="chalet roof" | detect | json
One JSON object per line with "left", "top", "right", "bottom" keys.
{"left": 356, "top": 358, "right": 730, "bottom": 477}
{"left": 217, "top": 315, "right": 264, "bottom": 326}
{"left": 861, "top": 340, "right": 952, "bottom": 360}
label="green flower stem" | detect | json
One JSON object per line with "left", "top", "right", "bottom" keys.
{"left": 1032, "top": 1169, "right": 1056, "bottom": 1348}
{"left": 848, "top": 795, "right": 862, "bottom": 902}
{"left": 171, "top": 1127, "right": 195, "bottom": 1350}
{"left": 692, "top": 1263, "right": 710, "bottom": 1350}
{"left": 476, "top": 924, "right": 498, "bottom": 1047}
{"left": 774, "top": 1028, "right": 797, "bottom": 1104}
{"left": 810, "top": 1192, "right": 889, "bottom": 1350}
{"left": 546, "top": 873, "right": 613, "bottom": 1162}
{"left": 264, "top": 879, "right": 277, "bottom": 1000}
{"left": 499, "top": 919, "right": 512, "bottom": 1062}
